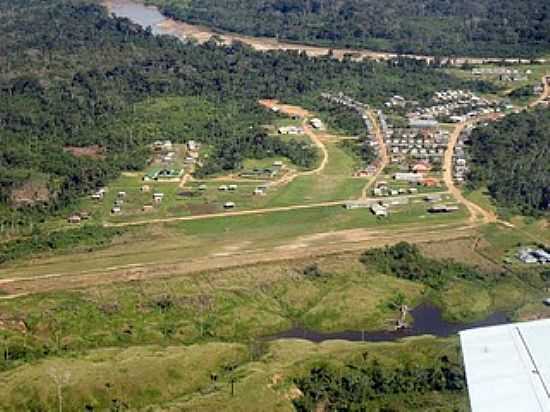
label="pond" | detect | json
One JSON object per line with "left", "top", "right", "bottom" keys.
{"left": 268, "top": 303, "right": 508, "bottom": 343}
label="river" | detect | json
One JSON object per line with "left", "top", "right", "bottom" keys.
{"left": 267, "top": 303, "right": 509, "bottom": 343}
{"left": 103, "top": 0, "right": 543, "bottom": 65}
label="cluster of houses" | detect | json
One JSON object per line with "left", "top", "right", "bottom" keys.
{"left": 384, "top": 127, "right": 449, "bottom": 164}
{"left": 517, "top": 247, "right": 550, "bottom": 265}
{"left": 407, "top": 90, "right": 501, "bottom": 124}
{"left": 472, "top": 67, "right": 529, "bottom": 82}
{"left": 372, "top": 180, "right": 419, "bottom": 197}
{"left": 384, "top": 95, "right": 419, "bottom": 109}
{"left": 240, "top": 161, "right": 284, "bottom": 179}
{"left": 452, "top": 126, "right": 473, "bottom": 183}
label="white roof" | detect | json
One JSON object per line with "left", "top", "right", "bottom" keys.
{"left": 460, "top": 319, "right": 550, "bottom": 412}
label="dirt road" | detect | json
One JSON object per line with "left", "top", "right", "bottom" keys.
{"left": 361, "top": 110, "right": 389, "bottom": 199}
{"left": 443, "top": 119, "right": 499, "bottom": 225}
{"left": 0, "top": 222, "right": 477, "bottom": 297}
{"left": 258, "top": 99, "right": 328, "bottom": 186}
{"left": 529, "top": 76, "right": 550, "bottom": 107}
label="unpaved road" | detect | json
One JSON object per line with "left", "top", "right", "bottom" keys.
{"left": 529, "top": 75, "right": 550, "bottom": 107}
{"left": 361, "top": 110, "right": 388, "bottom": 199}
{"left": 0, "top": 223, "right": 476, "bottom": 297}
{"left": 444, "top": 118, "right": 500, "bottom": 225}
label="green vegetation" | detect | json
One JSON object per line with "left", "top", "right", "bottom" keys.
{"left": 468, "top": 108, "right": 550, "bottom": 215}
{"left": 360, "top": 242, "right": 485, "bottom": 289}
{"left": 294, "top": 355, "right": 465, "bottom": 411}
{"left": 0, "top": 226, "right": 123, "bottom": 264}
{"left": 156, "top": 0, "right": 550, "bottom": 57}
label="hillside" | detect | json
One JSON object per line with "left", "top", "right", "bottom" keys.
{"left": 156, "top": 0, "right": 550, "bottom": 57}
{"left": 468, "top": 108, "right": 550, "bottom": 215}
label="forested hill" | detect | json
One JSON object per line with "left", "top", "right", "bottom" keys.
{"left": 0, "top": 0, "right": 492, "bottom": 232}
{"left": 158, "top": 0, "right": 550, "bottom": 57}
{"left": 468, "top": 108, "right": 550, "bottom": 216}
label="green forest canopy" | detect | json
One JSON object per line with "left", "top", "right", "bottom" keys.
{"left": 156, "top": 0, "right": 550, "bottom": 57}
{"left": 0, "top": 0, "right": 494, "bottom": 232}
{"left": 468, "top": 108, "right": 550, "bottom": 215}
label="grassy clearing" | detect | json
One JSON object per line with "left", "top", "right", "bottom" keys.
{"left": 0, "top": 335, "right": 467, "bottom": 411}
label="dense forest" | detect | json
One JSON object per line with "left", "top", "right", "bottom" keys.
{"left": 157, "top": 0, "right": 550, "bottom": 57}
{"left": 0, "top": 0, "right": 494, "bottom": 233}
{"left": 294, "top": 357, "right": 465, "bottom": 411}
{"left": 467, "top": 108, "right": 550, "bottom": 215}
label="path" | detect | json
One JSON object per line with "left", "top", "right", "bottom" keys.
{"left": 443, "top": 117, "right": 501, "bottom": 225}
{"left": 258, "top": 99, "right": 328, "bottom": 187}
{"left": 529, "top": 75, "right": 550, "bottom": 107}
{"left": 361, "top": 110, "right": 389, "bottom": 199}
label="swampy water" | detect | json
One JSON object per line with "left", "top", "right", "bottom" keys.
{"left": 269, "top": 303, "right": 508, "bottom": 343}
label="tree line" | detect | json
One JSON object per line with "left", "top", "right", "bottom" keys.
{"left": 158, "top": 0, "right": 550, "bottom": 57}
{"left": 467, "top": 108, "right": 550, "bottom": 215}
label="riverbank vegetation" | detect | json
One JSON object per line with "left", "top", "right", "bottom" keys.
{"left": 467, "top": 108, "right": 550, "bottom": 216}
{"left": 156, "top": 0, "right": 550, "bottom": 57}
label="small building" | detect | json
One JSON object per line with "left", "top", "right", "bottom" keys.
{"left": 428, "top": 204, "right": 459, "bottom": 213}
{"left": 114, "top": 199, "right": 124, "bottom": 207}
{"left": 371, "top": 203, "right": 388, "bottom": 217}
{"left": 111, "top": 206, "right": 121, "bottom": 214}
{"left": 117, "top": 191, "right": 126, "bottom": 198}
{"left": 253, "top": 187, "right": 266, "bottom": 196}
{"left": 142, "top": 204, "right": 154, "bottom": 212}
{"left": 153, "top": 193, "right": 164, "bottom": 204}
{"left": 425, "top": 194, "right": 442, "bottom": 203}
{"left": 344, "top": 200, "right": 372, "bottom": 210}
{"left": 198, "top": 184, "right": 207, "bottom": 191}
{"left": 223, "top": 202, "right": 236, "bottom": 209}
{"left": 310, "top": 118, "right": 323, "bottom": 129}
{"left": 394, "top": 173, "right": 424, "bottom": 183}
{"left": 67, "top": 214, "right": 81, "bottom": 224}
{"left": 533, "top": 249, "right": 550, "bottom": 264}
{"left": 228, "top": 184, "right": 238, "bottom": 191}
{"left": 218, "top": 185, "right": 228, "bottom": 191}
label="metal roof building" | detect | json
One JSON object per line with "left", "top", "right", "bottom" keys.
{"left": 459, "top": 319, "right": 550, "bottom": 412}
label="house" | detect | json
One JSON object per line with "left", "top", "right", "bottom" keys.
{"left": 425, "top": 194, "right": 442, "bottom": 203}
{"left": 117, "top": 191, "right": 126, "bottom": 198}
{"left": 153, "top": 193, "right": 164, "bottom": 204}
{"left": 533, "top": 249, "right": 550, "bottom": 264}
{"left": 111, "top": 206, "right": 121, "bottom": 214}
{"left": 412, "top": 163, "right": 431, "bottom": 173}
{"left": 198, "top": 184, "right": 207, "bottom": 191}
{"left": 408, "top": 188, "right": 418, "bottom": 194}
{"left": 421, "top": 178, "right": 439, "bottom": 187}
{"left": 310, "top": 118, "right": 323, "bottom": 129}
{"left": 344, "top": 200, "right": 372, "bottom": 210}
{"left": 218, "top": 185, "right": 228, "bottom": 191}
{"left": 114, "top": 199, "right": 124, "bottom": 207}
{"left": 253, "top": 187, "right": 266, "bottom": 196}
{"left": 67, "top": 214, "right": 81, "bottom": 224}
{"left": 394, "top": 173, "right": 424, "bottom": 183}
{"left": 371, "top": 203, "right": 388, "bottom": 217}
{"left": 428, "top": 204, "right": 459, "bottom": 213}
{"left": 224, "top": 202, "right": 236, "bottom": 209}
{"left": 278, "top": 126, "right": 304, "bottom": 135}
{"left": 518, "top": 249, "right": 538, "bottom": 264}
{"left": 79, "top": 211, "right": 90, "bottom": 220}
{"left": 273, "top": 161, "right": 283, "bottom": 167}
{"left": 228, "top": 185, "right": 238, "bottom": 191}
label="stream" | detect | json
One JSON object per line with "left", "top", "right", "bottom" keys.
{"left": 268, "top": 303, "right": 508, "bottom": 343}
